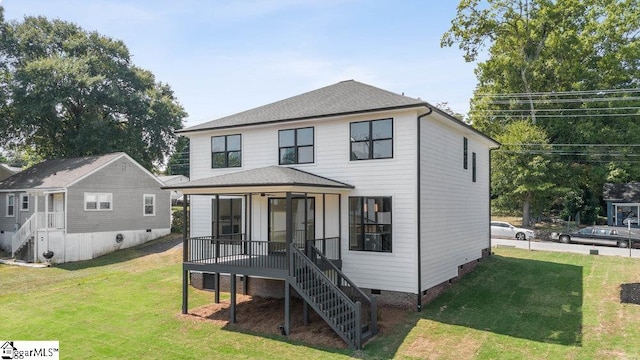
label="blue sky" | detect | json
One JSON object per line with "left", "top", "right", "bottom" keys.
{"left": 2, "top": 0, "right": 479, "bottom": 128}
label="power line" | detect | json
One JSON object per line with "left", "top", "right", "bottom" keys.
{"left": 476, "top": 88, "right": 640, "bottom": 98}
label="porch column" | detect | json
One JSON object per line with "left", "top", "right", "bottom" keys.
{"left": 214, "top": 273, "right": 220, "bottom": 304}
{"left": 230, "top": 273, "right": 237, "bottom": 323}
{"left": 286, "top": 192, "right": 293, "bottom": 269}
{"left": 338, "top": 194, "right": 342, "bottom": 260}
{"left": 284, "top": 281, "right": 291, "bottom": 335}
{"left": 182, "top": 194, "right": 189, "bottom": 314}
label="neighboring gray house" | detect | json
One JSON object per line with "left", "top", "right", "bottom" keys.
{"left": 0, "top": 152, "right": 171, "bottom": 263}
{"left": 0, "top": 164, "right": 21, "bottom": 181}
{"left": 158, "top": 175, "right": 189, "bottom": 205}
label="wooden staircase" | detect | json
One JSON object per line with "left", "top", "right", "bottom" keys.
{"left": 13, "top": 236, "right": 34, "bottom": 262}
{"left": 289, "top": 244, "right": 377, "bottom": 349}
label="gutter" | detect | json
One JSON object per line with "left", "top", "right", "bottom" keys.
{"left": 416, "top": 105, "right": 433, "bottom": 312}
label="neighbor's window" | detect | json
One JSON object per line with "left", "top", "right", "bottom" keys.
{"left": 143, "top": 194, "right": 155, "bottom": 216}
{"left": 350, "top": 119, "right": 393, "bottom": 160}
{"left": 279, "top": 127, "right": 314, "bottom": 165}
{"left": 349, "top": 197, "right": 392, "bottom": 252}
{"left": 211, "top": 134, "right": 242, "bottom": 168}
{"left": 20, "top": 193, "right": 29, "bottom": 212}
{"left": 463, "top": 137, "right": 468, "bottom": 169}
{"left": 472, "top": 152, "right": 477, "bottom": 182}
{"left": 6, "top": 194, "right": 15, "bottom": 217}
{"left": 85, "top": 193, "right": 112, "bottom": 211}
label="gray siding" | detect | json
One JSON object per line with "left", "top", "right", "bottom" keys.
{"left": 0, "top": 192, "right": 39, "bottom": 232}
{"left": 67, "top": 157, "right": 170, "bottom": 234}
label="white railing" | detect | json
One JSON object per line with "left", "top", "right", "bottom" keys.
{"left": 11, "top": 212, "right": 44, "bottom": 257}
{"left": 10, "top": 211, "right": 64, "bottom": 257}
{"left": 47, "top": 211, "right": 65, "bottom": 229}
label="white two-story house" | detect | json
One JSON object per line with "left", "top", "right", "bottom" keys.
{"left": 166, "top": 80, "right": 499, "bottom": 349}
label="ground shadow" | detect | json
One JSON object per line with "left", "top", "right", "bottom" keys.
{"left": 55, "top": 233, "right": 183, "bottom": 271}
{"left": 421, "top": 254, "right": 583, "bottom": 346}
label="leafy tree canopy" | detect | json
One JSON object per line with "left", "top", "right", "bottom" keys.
{"left": 0, "top": 9, "right": 187, "bottom": 170}
{"left": 443, "top": 0, "right": 640, "bottom": 223}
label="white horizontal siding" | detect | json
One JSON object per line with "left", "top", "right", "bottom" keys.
{"left": 188, "top": 109, "right": 420, "bottom": 294}
{"left": 419, "top": 112, "right": 491, "bottom": 290}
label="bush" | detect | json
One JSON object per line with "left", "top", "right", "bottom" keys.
{"left": 172, "top": 209, "right": 184, "bottom": 233}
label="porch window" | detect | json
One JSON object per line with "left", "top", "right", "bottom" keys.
{"left": 6, "top": 194, "right": 15, "bottom": 217}
{"left": 350, "top": 119, "right": 393, "bottom": 160}
{"left": 279, "top": 127, "right": 314, "bottom": 165}
{"left": 143, "top": 194, "right": 155, "bottom": 216}
{"left": 349, "top": 197, "right": 392, "bottom": 252}
{"left": 212, "top": 198, "right": 242, "bottom": 238}
{"left": 20, "top": 193, "right": 29, "bottom": 211}
{"left": 211, "top": 134, "right": 242, "bottom": 168}
{"left": 84, "top": 193, "right": 112, "bottom": 211}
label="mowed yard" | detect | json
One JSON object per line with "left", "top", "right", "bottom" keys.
{"left": 1, "top": 237, "right": 640, "bottom": 359}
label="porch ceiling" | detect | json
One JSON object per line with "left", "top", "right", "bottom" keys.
{"left": 162, "top": 165, "right": 354, "bottom": 195}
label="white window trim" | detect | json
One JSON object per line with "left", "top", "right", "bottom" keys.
{"left": 143, "top": 194, "right": 156, "bottom": 216}
{"left": 84, "top": 192, "right": 113, "bottom": 211}
{"left": 6, "top": 194, "right": 15, "bottom": 217}
{"left": 20, "top": 193, "right": 29, "bottom": 212}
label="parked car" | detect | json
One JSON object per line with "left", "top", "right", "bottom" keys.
{"left": 554, "top": 226, "right": 639, "bottom": 248}
{"left": 491, "top": 221, "right": 536, "bottom": 240}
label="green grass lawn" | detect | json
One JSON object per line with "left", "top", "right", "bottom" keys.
{"left": 1, "top": 239, "right": 640, "bottom": 359}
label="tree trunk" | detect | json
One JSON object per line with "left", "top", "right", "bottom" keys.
{"left": 522, "top": 194, "right": 532, "bottom": 227}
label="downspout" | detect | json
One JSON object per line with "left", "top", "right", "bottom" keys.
{"left": 416, "top": 106, "right": 433, "bottom": 312}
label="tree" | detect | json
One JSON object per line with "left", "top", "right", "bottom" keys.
{"left": 443, "top": 0, "right": 640, "bottom": 222}
{"left": 166, "top": 136, "right": 190, "bottom": 177}
{"left": 492, "top": 121, "right": 557, "bottom": 226}
{"left": 0, "top": 11, "right": 187, "bottom": 170}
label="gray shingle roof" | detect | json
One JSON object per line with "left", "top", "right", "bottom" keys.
{"left": 163, "top": 166, "right": 354, "bottom": 190}
{"left": 603, "top": 183, "right": 640, "bottom": 202}
{"left": 0, "top": 153, "right": 124, "bottom": 190}
{"left": 179, "top": 80, "right": 427, "bottom": 133}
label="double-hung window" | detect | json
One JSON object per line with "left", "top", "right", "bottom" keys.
{"left": 20, "top": 193, "right": 29, "bottom": 212}
{"left": 350, "top": 119, "right": 393, "bottom": 160}
{"left": 6, "top": 194, "right": 15, "bottom": 217}
{"left": 211, "top": 134, "right": 242, "bottom": 168}
{"left": 349, "top": 197, "right": 392, "bottom": 252}
{"left": 143, "top": 194, "right": 155, "bottom": 216}
{"left": 279, "top": 127, "right": 314, "bottom": 165}
{"left": 85, "top": 193, "right": 112, "bottom": 211}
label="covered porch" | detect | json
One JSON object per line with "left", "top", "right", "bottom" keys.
{"left": 166, "top": 166, "right": 378, "bottom": 349}
{"left": 12, "top": 190, "right": 65, "bottom": 262}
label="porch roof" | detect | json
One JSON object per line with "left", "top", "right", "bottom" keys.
{"left": 163, "top": 165, "right": 354, "bottom": 194}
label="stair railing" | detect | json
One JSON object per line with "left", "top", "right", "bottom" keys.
{"left": 11, "top": 212, "right": 42, "bottom": 257}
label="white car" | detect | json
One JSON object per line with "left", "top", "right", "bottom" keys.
{"left": 491, "top": 221, "right": 536, "bottom": 240}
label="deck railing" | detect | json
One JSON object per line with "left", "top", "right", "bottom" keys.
{"left": 186, "top": 235, "right": 341, "bottom": 269}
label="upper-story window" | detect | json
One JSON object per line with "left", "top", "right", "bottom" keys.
{"left": 472, "top": 152, "right": 477, "bottom": 183}
{"left": 279, "top": 127, "right": 314, "bottom": 165}
{"left": 463, "top": 137, "right": 468, "bottom": 169}
{"left": 211, "top": 134, "right": 242, "bottom": 168}
{"left": 350, "top": 119, "right": 393, "bottom": 160}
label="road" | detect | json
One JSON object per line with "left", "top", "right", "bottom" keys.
{"left": 491, "top": 238, "right": 640, "bottom": 258}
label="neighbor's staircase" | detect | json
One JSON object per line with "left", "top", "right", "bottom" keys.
{"left": 289, "top": 243, "right": 378, "bottom": 350}
{"left": 11, "top": 212, "right": 41, "bottom": 262}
